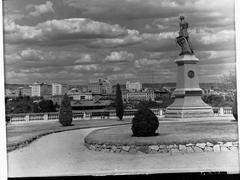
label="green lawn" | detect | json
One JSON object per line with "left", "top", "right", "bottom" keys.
{"left": 85, "top": 120, "right": 238, "bottom": 146}
{"left": 7, "top": 119, "right": 131, "bottom": 152}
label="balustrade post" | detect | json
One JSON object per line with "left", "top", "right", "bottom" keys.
{"left": 25, "top": 114, "right": 30, "bottom": 122}
{"left": 43, "top": 113, "right": 48, "bottom": 121}
{"left": 219, "top": 107, "right": 224, "bottom": 116}
{"left": 159, "top": 109, "right": 163, "bottom": 116}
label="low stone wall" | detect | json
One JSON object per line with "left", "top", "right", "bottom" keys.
{"left": 85, "top": 141, "right": 239, "bottom": 154}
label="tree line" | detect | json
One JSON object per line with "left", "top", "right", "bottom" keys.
{"left": 5, "top": 96, "right": 59, "bottom": 114}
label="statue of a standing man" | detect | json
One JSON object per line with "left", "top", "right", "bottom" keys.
{"left": 177, "top": 16, "right": 194, "bottom": 55}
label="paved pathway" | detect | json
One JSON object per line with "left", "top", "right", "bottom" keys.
{"left": 8, "top": 127, "right": 239, "bottom": 177}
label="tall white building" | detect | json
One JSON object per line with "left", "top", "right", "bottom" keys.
{"left": 126, "top": 81, "right": 142, "bottom": 92}
{"left": 30, "top": 82, "right": 51, "bottom": 97}
{"left": 52, "top": 83, "right": 68, "bottom": 96}
{"left": 88, "top": 78, "right": 112, "bottom": 94}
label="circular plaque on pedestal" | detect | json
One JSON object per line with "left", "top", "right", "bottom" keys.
{"left": 188, "top": 70, "right": 195, "bottom": 78}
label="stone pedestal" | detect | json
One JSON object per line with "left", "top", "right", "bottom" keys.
{"left": 165, "top": 55, "right": 213, "bottom": 118}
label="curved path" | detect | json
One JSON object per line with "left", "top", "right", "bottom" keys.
{"left": 8, "top": 127, "right": 239, "bottom": 177}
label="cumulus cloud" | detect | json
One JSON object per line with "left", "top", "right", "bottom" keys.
{"left": 4, "top": 48, "right": 98, "bottom": 73}
{"left": 28, "top": 1, "right": 55, "bottom": 17}
{"left": 20, "top": 48, "right": 44, "bottom": 61}
{"left": 91, "top": 29, "right": 142, "bottom": 48}
{"left": 75, "top": 54, "right": 92, "bottom": 63}
{"left": 142, "top": 31, "right": 177, "bottom": 40}
{"left": 4, "top": 18, "right": 128, "bottom": 44}
{"left": 102, "top": 65, "right": 122, "bottom": 72}
{"left": 104, "top": 51, "right": 134, "bottom": 62}
{"left": 3, "top": 0, "right": 236, "bottom": 84}
{"left": 196, "top": 29, "right": 234, "bottom": 45}
{"left": 73, "top": 64, "right": 100, "bottom": 71}
{"left": 134, "top": 58, "right": 162, "bottom": 68}
{"left": 5, "top": 54, "right": 22, "bottom": 65}
{"left": 63, "top": 0, "right": 233, "bottom": 26}
{"left": 107, "top": 73, "right": 136, "bottom": 81}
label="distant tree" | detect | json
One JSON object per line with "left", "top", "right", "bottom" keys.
{"left": 232, "top": 92, "right": 237, "bottom": 121}
{"left": 115, "top": 83, "right": 124, "bottom": 120}
{"left": 6, "top": 115, "right": 10, "bottom": 124}
{"left": 39, "top": 100, "right": 56, "bottom": 112}
{"left": 160, "top": 93, "right": 174, "bottom": 108}
{"left": 6, "top": 96, "right": 33, "bottom": 114}
{"left": 221, "top": 71, "right": 236, "bottom": 89}
{"left": 32, "top": 102, "right": 40, "bottom": 113}
{"left": 59, "top": 94, "right": 72, "bottom": 126}
{"left": 54, "top": 102, "right": 60, "bottom": 110}
{"left": 202, "top": 94, "right": 233, "bottom": 107}
{"left": 136, "top": 100, "right": 161, "bottom": 109}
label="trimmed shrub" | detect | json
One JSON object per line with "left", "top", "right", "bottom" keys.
{"left": 232, "top": 92, "right": 237, "bottom": 121}
{"left": 131, "top": 107, "right": 159, "bottom": 136}
{"left": 59, "top": 94, "right": 72, "bottom": 126}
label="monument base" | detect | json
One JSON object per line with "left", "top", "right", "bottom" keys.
{"left": 165, "top": 96, "right": 214, "bottom": 118}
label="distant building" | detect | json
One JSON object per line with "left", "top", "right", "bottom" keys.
{"left": 15, "top": 87, "right": 31, "bottom": 97}
{"left": 122, "top": 89, "right": 128, "bottom": 102}
{"left": 126, "top": 89, "right": 154, "bottom": 102}
{"left": 5, "top": 89, "right": 18, "bottom": 98}
{"left": 52, "top": 83, "right": 68, "bottom": 96}
{"left": 29, "top": 82, "right": 51, "bottom": 97}
{"left": 126, "top": 81, "right": 142, "bottom": 92}
{"left": 67, "top": 88, "right": 93, "bottom": 100}
{"left": 88, "top": 78, "right": 112, "bottom": 94}
{"left": 154, "top": 89, "right": 169, "bottom": 100}
{"left": 71, "top": 99, "right": 113, "bottom": 110}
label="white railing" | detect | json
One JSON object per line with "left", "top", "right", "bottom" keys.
{"left": 212, "top": 107, "right": 233, "bottom": 116}
{"left": 7, "top": 107, "right": 233, "bottom": 124}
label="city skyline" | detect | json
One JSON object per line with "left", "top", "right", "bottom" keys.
{"left": 3, "top": 0, "right": 236, "bottom": 85}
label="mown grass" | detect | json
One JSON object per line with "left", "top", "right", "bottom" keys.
{"left": 7, "top": 119, "right": 131, "bottom": 152}
{"left": 85, "top": 120, "right": 238, "bottom": 145}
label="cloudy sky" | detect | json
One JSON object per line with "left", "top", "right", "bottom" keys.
{"left": 3, "top": 0, "right": 235, "bottom": 85}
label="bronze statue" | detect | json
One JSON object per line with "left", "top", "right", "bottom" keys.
{"left": 176, "top": 16, "right": 194, "bottom": 55}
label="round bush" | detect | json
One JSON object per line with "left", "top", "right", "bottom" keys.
{"left": 232, "top": 92, "right": 237, "bottom": 121}
{"left": 131, "top": 107, "right": 159, "bottom": 137}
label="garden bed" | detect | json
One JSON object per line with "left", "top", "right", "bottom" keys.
{"left": 84, "top": 120, "right": 239, "bottom": 154}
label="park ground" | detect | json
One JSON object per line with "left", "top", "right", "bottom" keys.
{"left": 6, "top": 118, "right": 240, "bottom": 177}
{"left": 6, "top": 116, "right": 235, "bottom": 151}
{"left": 7, "top": 119, "right": 131, "bottom": 152}
{"left": 8, "top": 126, "right": 239, "bottom": 177}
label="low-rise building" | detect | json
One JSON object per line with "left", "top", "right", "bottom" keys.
{"left": 126, "top": 81, "right": 142, "bottom": 92}
{"left": 5, "top": 89, "right": 18, "bottom": 98}
{"left": 126, "top": 89, "right": 154, "bottom": 102}
{"left": 67, "top": 88, "right": 93, "bottom": 100}
{"left": 16, "top": 87, "right": 31, "bottom": 96}
{"left": 71, "top": 99, "right": 113, "bottom": 110}
{"left": 52, "top": 83, "right": 68, "bottom": 96}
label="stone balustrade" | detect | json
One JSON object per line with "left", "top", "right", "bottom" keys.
{"left": 7, "top": 107, "right": 233, "bottom": 124}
